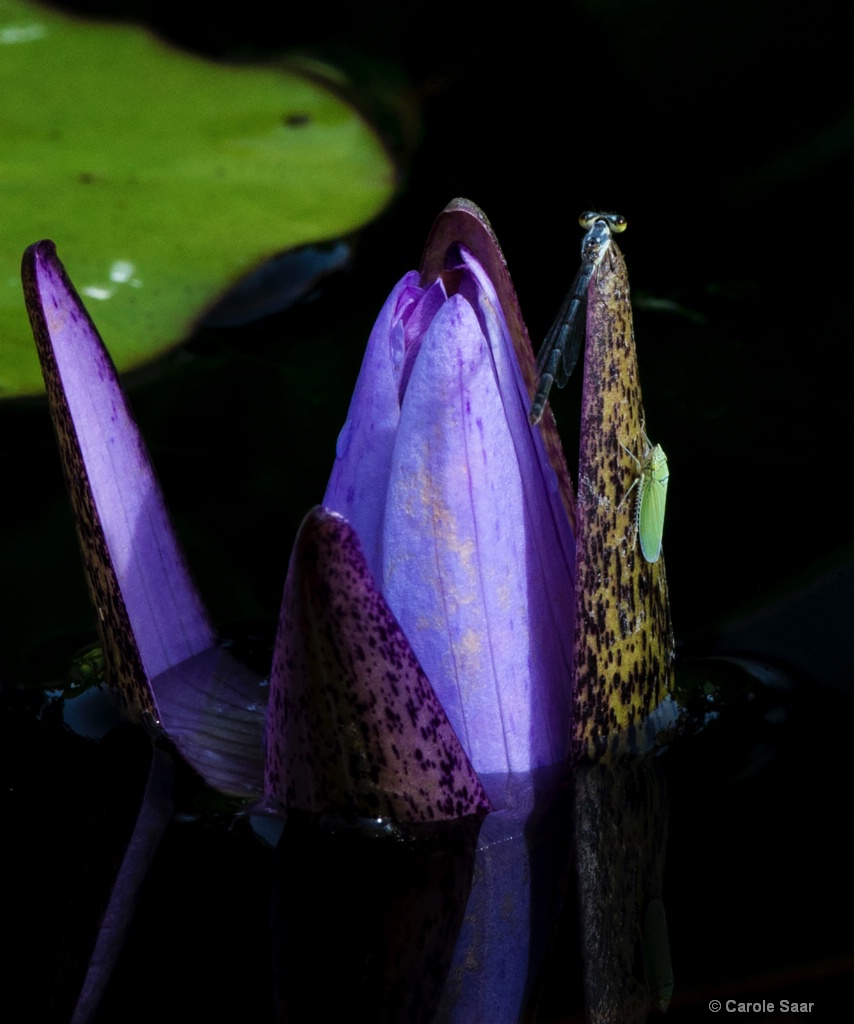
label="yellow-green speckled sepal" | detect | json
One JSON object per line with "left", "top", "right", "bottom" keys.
{"left": 572, "top": 240, "right": 675, "bottom": 762}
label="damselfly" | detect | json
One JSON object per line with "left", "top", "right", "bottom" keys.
{"left": 529, "top": 211, "right": 627, "bottom": 424}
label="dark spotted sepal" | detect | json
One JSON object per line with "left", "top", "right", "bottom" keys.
{"left": 265, "top": 507, "right": 491, "bottom": 822}
{"left": 572, "top": 235, "right": 676, "bottom": 762}
{"left": 570, "top": 231, "right": 678, "bottom": 1023}
{"left": 22, "top": 241, "right": 266, "bottom": 798}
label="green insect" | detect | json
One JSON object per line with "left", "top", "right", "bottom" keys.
{"left": 622, "top": 434, "right": 670, "bottom": 563}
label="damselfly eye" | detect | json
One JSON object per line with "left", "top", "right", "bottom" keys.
{"left": 578, "top": 211, "right": 627, "bottom": 232}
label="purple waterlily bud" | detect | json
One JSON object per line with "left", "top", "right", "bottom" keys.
{"left": 324, "top": 200, "right": 576, "bottom": 779}
{"left": 264, "top": 202, "right": 579, "bottom": 1022}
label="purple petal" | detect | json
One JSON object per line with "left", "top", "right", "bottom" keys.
{"left": 22, "top": 242, "right": 264, "bottom": 795}
{"left": 150, "top": 647, "right": 267, "bottom": 797}
{"left": 323, "top": 272, "right": 422, "bottom": 574}
{"left": 381, "top": 289, "right": 573, "bottom": 774}
{"left": 265, "top": 507, "right": 491, "bottom": 821}
{"left": 420, "top": 198, "right": 576, "bottom": 534}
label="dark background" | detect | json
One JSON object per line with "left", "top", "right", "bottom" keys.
{"left": 3, "top": 1, "right": 852, "bottom": 1020}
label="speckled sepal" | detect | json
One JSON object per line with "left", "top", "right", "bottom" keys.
{"left": 265, "top": 507, "right": 492, "bottom": 821}
{"left": 572, "top": 240, "right": 676, "bottom": 762}
{"left": 22, "top": 241, "right": 265, "bottom": 796}
{"left": 22, "top": 241, "right": 217, "bottom": 716}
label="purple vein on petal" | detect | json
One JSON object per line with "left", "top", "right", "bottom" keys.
{"left": 266, "top": 507, "right": 491, "bottom": 822}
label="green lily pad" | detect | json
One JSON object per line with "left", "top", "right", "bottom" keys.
{"left": 0, "top": 0, "right": 395, "bottom": 396}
